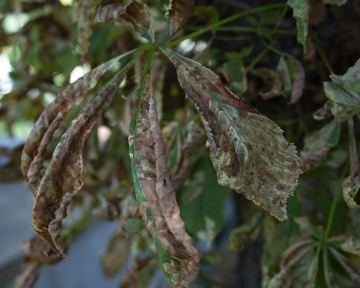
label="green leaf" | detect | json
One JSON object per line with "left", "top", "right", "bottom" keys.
{"left": 260, "top": 9, "right": 282, "bottom": 25}
{"left": 247, "top": 16, "right": 258, "bottom": 26}
{"left": 287, "top": 0, "right": 309, "bottom": 50}
{"left": 324, "top": 58, "right": 360, "bottom": 122}
{"left": 180, "top": 157, "right": 225, "bottom": 246}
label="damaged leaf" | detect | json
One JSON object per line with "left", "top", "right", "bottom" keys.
{"left": 77, "top": 0, "right": 101, "bottom": 62}
{"left": 32, "top": 64, "right": 133, "bottom": 256}
{"left": 161, "top": 0, "right": 195, "bottom": 42}
{"left": 21, "top": 49, "right": 141, "bottom": 192}
{"left": 300, "top": 119, "right": 341, "bottom": 172}
{"left": 229, "top": 211, "right": 263, "bottom": 251}
{"left": 287, "top": 0, "right": 309, "bottom": 50}
{"left": 324, "top": 58, "right": 360, "bottom": 122}
{"left": 162, "top": 48, "right": 302, "bottom": 221}
{"left": 13, "top": 261, "right": 41, "bottom": 288}
{"left": 289, "top": 57, "right": 305, "bottom": 105}
{"left": 313, "top": 100, "right": 333, "bottom": 121}
{"left": 329, "top": 247, "right": 360, "bottom": 284}
{"left": 118, "top": 256, "right": 153, "bottom": 288}
{"left": 94, "top": 0, "right": 155, "bottom": 43}
{"left": 128, "top": 52, "right": 199, "bottom": 287}
{"left": 342, "top": 118, "right": 360, "bottom": 209}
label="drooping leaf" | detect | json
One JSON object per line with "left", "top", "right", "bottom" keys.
{"left": 289, "top": 56, "right": 305, "bottom": 105}
{"left": 77, "top": 0, "right": 101, "bottom": 62}
{"left": 324, "top": 58, "right": 360, "bottom": 122}
{"left": 128, "top": 53, "right": 199, "bottom": 287}
{"left": 94, "top": 1, "right": 155, "bottom": 43}
{"left": 342, "top": 118, "right": 360, "bottom": 208}
{"left": 287, "top": 0, "right": 309, "bottom": 50}
{"left": 180, "top": 157, "right": 225, "bottom": 246}
{"left": 300, "top": 119, "right": 341, "bottom": 172}
{"left": 21, "top": 49, "right": 141, "bottom": 192}
{"left": 229, "top": 211, "right": 263, "bottom": 251}
{"left": 161, "top": 0, "right": 195, "bottom": 42}
{"left": 268, "top": 239, "right": 314, "bottom": 288}
{"left": 101, "top": 232, "right": 132, "bottom": 277}
{"left": 13, "top": 261, "right": 42, "bottom": 288}
{"left": 162, "top": 48, "right": 302, "bottom": 221}
{"left": 32, "top": 64, "right": 132, "bottom": 256}
{"left": 329, "top": 247, "right": 360, "bottom": 284}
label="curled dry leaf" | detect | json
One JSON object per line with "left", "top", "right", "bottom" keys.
{"left": 300, "top": 119, "right": 341, "bottom": 172}
{"left": 118, "top": 256, "right": 153, "bottom": 288}
{"left": 128, "top": 56, "right": 199, "bottom": 287}
{"left": 32, "top": 66, "right": 131, "bottom": 256}
{"left": 13, "top": 261, "right": 42, "bottom": 288}
{"left": 342, "top": 118, "right": 360, "bottom": 209}
{"left": 324, "top": 58, "right": 360, "bottom": 122}
{"left": 289, "top": 57, "right": 305, "bottom": 105}
{"left": 162, "top": 0, "right": 195, "bottom": 41}
{"left": 162, "top": 48, "right": 302, "bottom": 221}
{"left": 21, "top": 50, "right": 137, "bottom": 192}
{"left": 340, "top": 236, "right": 360, "bottom": 256}
{"left": 94, "top": 0, "right": 155, "bottom": 43}
{"left": 77, "top": 0, "right": 101, "bottom": 62}
{"left": 313, "top": 100, "right": 333, "bottom": 121}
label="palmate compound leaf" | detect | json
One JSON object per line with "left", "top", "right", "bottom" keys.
{"left": 160, "top": 0, "right": 195, "bottom": 43}
{"left": 128, "top": 52, "right": 199, "bottom": 287}
{"left": 161, "top": 48, "right": 302, "bottom": 221}
{"left": 32, "top": 62, "right": 134, "bottom": 257}
{"left": 94, "top": 0, "right": 155, "bottom": 43}
{"left": 21, "top": 48, "right": 142, "bottom": 192}
{"left": 324, "top": 58, "right": 360, "bottom": 122}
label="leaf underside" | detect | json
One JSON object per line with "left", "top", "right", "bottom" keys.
{"left": 162, "top": 48, "right": 302, "bottom": 221}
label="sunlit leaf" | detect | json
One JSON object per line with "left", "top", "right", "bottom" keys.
{"left": 128, "top": 53, "right": 199, "bottom": 287}
{"left": 21, "top": 49, "right": 141, "bottom": 192}
{"left": 32, "top": 64, "right": 132, "bottom": 256}
{"left": 94, "top": 0, "right": 155, "bottom": 43}
{"left": 162, "top": 48, "right": 302, "bottom": 221}
{"left": 324, "top": 58, "right": 360, "bottom": 122}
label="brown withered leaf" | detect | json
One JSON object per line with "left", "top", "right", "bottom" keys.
{"left": 300, "top": 119, "right": 341, "bottom": 172}
{"left": 162, "top": 48, "right": 301, "bottom": 221}
{"left": 77, "top": 0, "right": 101, "bottom": 62}
{"left": 118, "top": 256, "right": 153, "bottom": 288}
{"left": 13, "top": 261, "right": 42, "bottom": 288}
{"left": 313, "top": 100, "right": 333, "bottom": 121}
{"left": 162, "top": 0, "right": 194, "bottom": 41}
{"left": 342, "top": 118, "right": 360, "bottom": 209}
{"left": 128, "top": 59, "right": 199, "bottom": 287}
{"left": 21, "top": 51, "right": 136, "bottom": 192}
{"left": 289, "top": 57, "right": 305, "bottom": 105}
{"left": 101, "top": 232, "right": 132, "bottom": 277}
{"left": 32, "top": 66, "right": 131, "bottom": 256}
{"left": 94, "top": 1, "right": 155, "bottom": 43}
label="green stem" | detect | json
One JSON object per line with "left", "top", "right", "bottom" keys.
{"left": 324, "top": 166, "right": 348, "bottom": 239}
{"left": 260, "top": 39, "right": 284, "bottom": 56}
{"left": 187, "top": 26, "right": 258, "bottom": 32}
{"left": 245, "top": 5, "right": 288, "bottom": 72}
{"left": 313, "top": 33, "right": 334, "bottom": 74}
{"left": 161, "top": 3, "right": 287, "bottom": 48}
{"left": 214, "top": 36, "right": 251, "bottom": 41}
